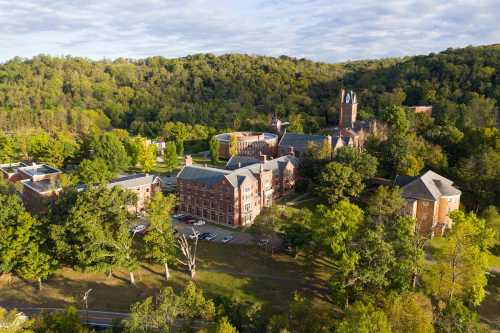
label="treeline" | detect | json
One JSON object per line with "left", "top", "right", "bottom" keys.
{"left": 1, "top": 45, "right": 498, "bottom": 137}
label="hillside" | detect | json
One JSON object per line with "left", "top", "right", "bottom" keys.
{"left": 0, "top": 45, "right": 498, "bottom": 136}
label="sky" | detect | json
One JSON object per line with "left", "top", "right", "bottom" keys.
{"left": 0, "top": 0, "right": 499, "bottom": 64}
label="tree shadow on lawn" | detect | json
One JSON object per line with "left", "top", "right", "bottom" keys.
{"left": 478, "top": 271, "right": 500, "bottom": 330}
{"left": 1, "top": 248, "right": 335, "bottom": 316}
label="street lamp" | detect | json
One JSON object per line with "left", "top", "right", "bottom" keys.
{"left": 83, "top": 288, "right": 93, "bottom": 326}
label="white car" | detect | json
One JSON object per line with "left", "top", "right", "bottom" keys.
{"left": 194, "top": 220, "right": 205, "bottom": 226}
{"left": 189, "top": 231, "right": 200, "bottom": 239}
{"left": 131, "top": 224, "right": 147, "bottom": 234}
{"left": 222, "top": 235, "right": 234, "bottom": 243}
{"left": 173, "top": 213, "right": 185, "bottom": 219}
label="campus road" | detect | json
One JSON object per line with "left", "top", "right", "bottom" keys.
{"left": 2, "top": 306, "right": 211, "bottom": 331}
{"left": 0, "top": 306, "right": 128, "bottom": 328}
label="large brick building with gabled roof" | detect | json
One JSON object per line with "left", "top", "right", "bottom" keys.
{"left": 176, "top": 154, "right": 299, "bottom": 226}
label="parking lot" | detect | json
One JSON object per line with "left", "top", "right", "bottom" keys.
{"left": 172, "top": 218, "right": 256, "bottom": 245}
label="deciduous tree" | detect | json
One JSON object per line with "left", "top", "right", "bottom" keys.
{"left": 143, "top": 192, "right": 177, "bottom": 280}
{"left": 314, "top": 162, "right": 363, "bottom": 204}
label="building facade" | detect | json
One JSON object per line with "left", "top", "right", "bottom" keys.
{"left": 278, "top": 89, "right": 375, "bottom": 158}
{"left": 107, "top": 174, "right": 161, "bottom": 213}
{"left": 214, "top": 132, "right": 279, "bottom": 159}
{"left": 176, "top": 154, "right": 299, "bottom": 227}
{"left": 0, "top": 162, "right": 63, "bottom": 213}
{"left": 408, "top": 106, "right": 433, "bottom": 116}
{"left": 394, "top": 170, "right": 461, "bottom": 237}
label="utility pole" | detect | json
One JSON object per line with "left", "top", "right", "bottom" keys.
{"left": 83, "top": 288, "right": 93, "bottom": 326}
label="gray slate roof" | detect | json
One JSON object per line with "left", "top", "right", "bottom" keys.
{"left": 394, "top": 170, "right": 461, "bottom": 201}
{"left": 177, "top": 165, "right": 255, "bottom": 188}
{"left": 178, "top": 155, "right": 298, "bottom": 188}
{"left": 225, "top": 156, "right": 260, "bottom": 170}
{"left": 240, "top": 155, "right": 299, "bottom": 177}
{"left": 278, "top": 133, "right": 329, "bottom": 153}
{"left": 108, "top": 174, "right": 159, "bottom": 189}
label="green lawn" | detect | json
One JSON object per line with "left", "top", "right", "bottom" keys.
{"left": 1, "top": 242, "right": 333, "bottom": 315}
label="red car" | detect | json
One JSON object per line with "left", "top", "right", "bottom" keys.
{"left": 185, "top": 219, "right": 196, "bottom": 224}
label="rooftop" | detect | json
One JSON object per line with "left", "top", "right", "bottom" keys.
{"left": 108, "top": 174, "right": 159, "bottom": 189}
{"left": 215, "top": 131, "right": 278, "bottom": 142}
{"left": 0, "top": 162, "right": 27, "bottom": 174}
{"left": 21, "top": 179, "right": 62, "bottom": 193}
{"left": 225, "top": 155, "right": 260, "bottom": 170}
{"left": 394, "top": 170, "right": 461, "bottom": 201}
{"left": 278, "top": 133, "right": 329, "bottom": 152}
{"left": 19, "top": 164, "right": 61, "bottom": 178}
{"left": 178, "top": 154, "right": 298, "bottom": 187}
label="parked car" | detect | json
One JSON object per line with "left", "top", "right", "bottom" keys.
{"left": 189, "top": 230, "right": 200, "bottom": 239}
{"left": 130, "top": 224, "right": 147, "bottom": 234}
{"left": 205, "top": 233, "right": 217, "bottom": 241}
{"left": 194, "top": 220, "right": 205, "bottom": 226}
{"left": 185, "top": 219, "right": 196, "bottom": 224}
{"left": 198, "top": 232, "right": 211, "bottom": 240}
{"left": 222, "top": 235, "right": 234, "bottom": 243}
{"left": 173, "top": 213, "right": 185, "bottom": 219}
{"left": 258, "top": 239, "right": 270, "bottom": 246}
{"left": 179, "top": 215, "right": 192, "bottom": 221}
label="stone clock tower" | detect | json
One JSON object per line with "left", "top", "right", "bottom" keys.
{"left": 339, "top": 89, "right": 358, "bottom": 129}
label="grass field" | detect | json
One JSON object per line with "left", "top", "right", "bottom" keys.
{"left": 0, "top": 242, "right": 333, "bottom": 315}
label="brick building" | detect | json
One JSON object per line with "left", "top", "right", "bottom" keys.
{"left": 394, "top": 170, "right": 461, "bottom": 237}
{"left": 107, "top": 174, "right": 161, "bottom": 213}
{"left": 278, "top": 90, "right": 375, "bottom": 158}
{"left": 408, "top": 106, "right": 433, "bottom": 117}
{"left": 0, "top": 162, "right": 63, "bottom": 213}
{"left": 214, "top": 132, "right": 279, "bottom": 159}
{"left": 77, "top": 173, "right": 161, "bottom": 213}
{"left": 176, "top": 153, "right": 299, "bottom": 226}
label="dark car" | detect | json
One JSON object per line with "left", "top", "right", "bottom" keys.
{"left": 198, "top": 232, "right": 211, "bottom": 240}
{"left": 185, "top": 219, "right": 196, "bottom": 224}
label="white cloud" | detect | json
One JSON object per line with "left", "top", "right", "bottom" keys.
{"left": 0, "top": 0, "right": 498, "bottom": 63}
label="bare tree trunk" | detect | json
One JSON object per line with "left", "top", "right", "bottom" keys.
{"left": 164, "top": 262, "right": 170, "bottom": 281}
{"left": 38, "top": 277, "right": 42, "bottom": 290}
{"left": 412, "top": 272, "right": 417, "bottom": 289}
{"left": 130, "top": 271, "right": 136, "bottom": 285}
{"left": 107, "top": 267, "right": 113, "bottom": 279}
{"left": 177, "top": 233, "right": 197, "bottom": 279}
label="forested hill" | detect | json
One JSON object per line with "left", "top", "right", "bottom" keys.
{"left": 0, "top": 44, "right": 499, "bottom": 136}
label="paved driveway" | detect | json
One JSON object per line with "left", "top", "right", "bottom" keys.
{"left": 172, "top": 219, "right": 255, "bottom": 245}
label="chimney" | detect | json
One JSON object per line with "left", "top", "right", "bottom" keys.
{"left": 184, "top": 155, "right": 193, "bottom": 166}
{"left": 259, "top": 153, "right": 267, "bottom": 163}
{"left": 288, "top": 146, "right": 295, "bottom": 156}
